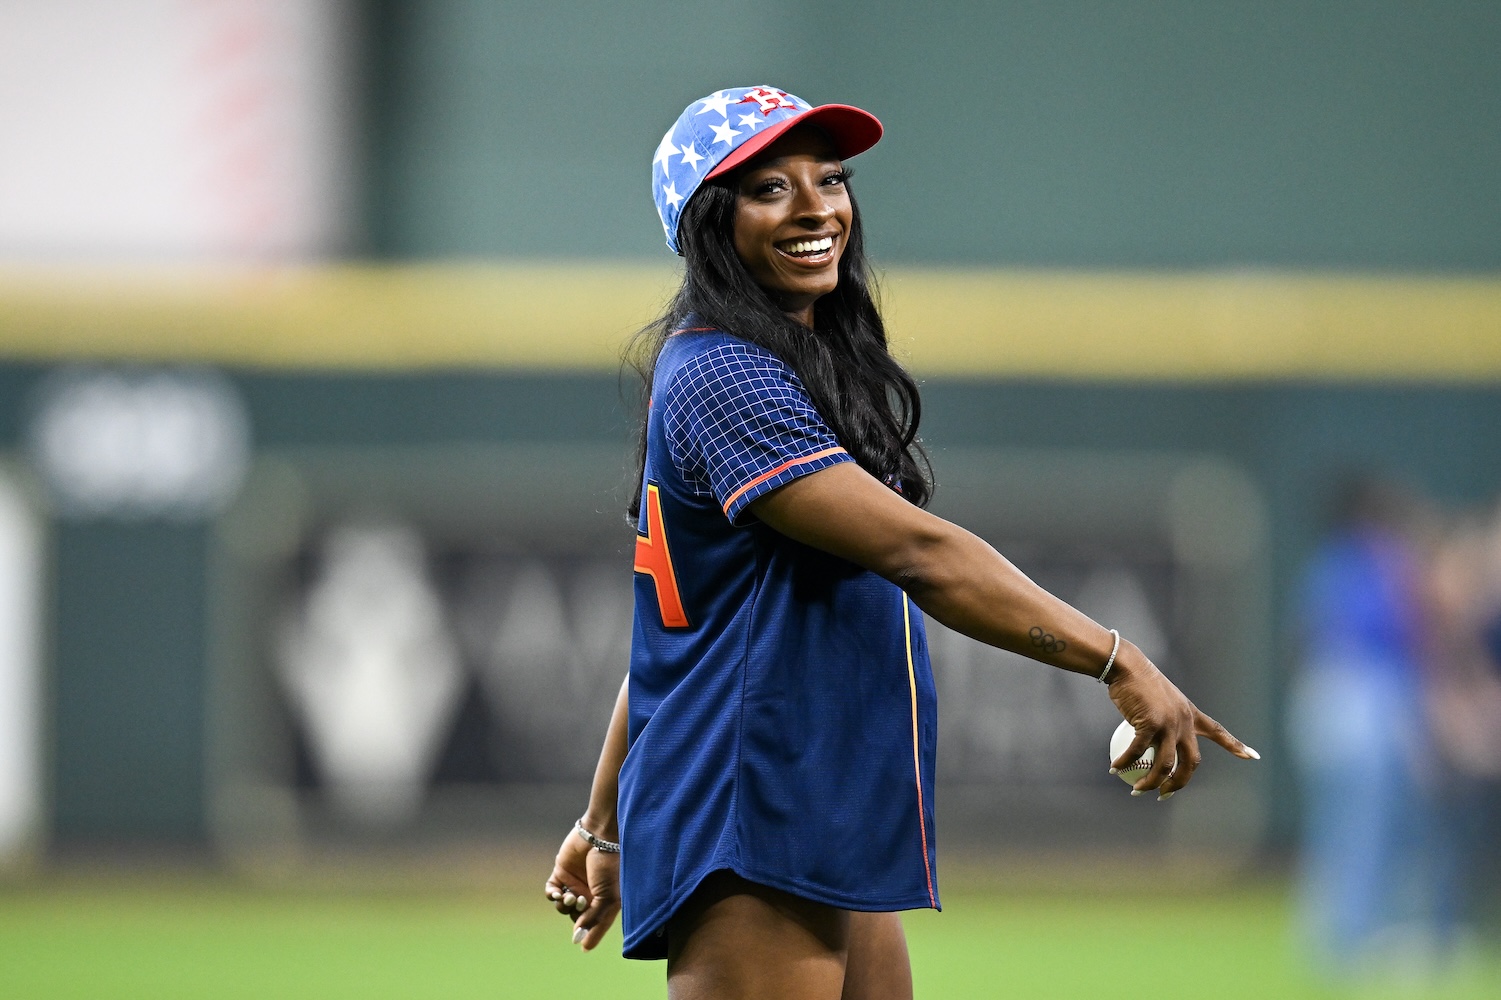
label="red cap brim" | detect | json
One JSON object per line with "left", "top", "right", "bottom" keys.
{"left": 705, "top": 104, "right": 883, "bottom": 180}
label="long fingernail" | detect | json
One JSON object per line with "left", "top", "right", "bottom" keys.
{"left": 575, "top": 896, "right": 588, "bottom": 912}
{"left": 1108, "top": 767, "right": 1119, "bottom": 775}
{"left": 1130, "top": 789, "right": 1143, "bottom": 797}
{"left": 572, "top": 926, "right": 586, "bottom": 945}
{"left": 1158, "top": 791, "right": 1174, "bottom": 801}
{"left": 1245, "top": 746, "right": 1261, "bottom": 760}
{"left": 562, "top": 892, "right": 576, "bottom": 906}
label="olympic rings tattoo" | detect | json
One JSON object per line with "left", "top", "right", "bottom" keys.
{"left": 1028, "top": 626, "right": 1067, "bottom": 654}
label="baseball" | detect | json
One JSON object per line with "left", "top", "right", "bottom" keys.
{"left": 1109, "top": 719, "right": 1155, "bottom": 786}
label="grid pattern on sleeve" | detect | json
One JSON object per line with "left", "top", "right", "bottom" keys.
{"left": 662, "top": 340, "right": 852, "bottom": 524}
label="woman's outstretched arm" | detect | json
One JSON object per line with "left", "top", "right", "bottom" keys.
{"left": 546, "top": 673, "right": 628, "bottom": 950}
{"left": 751, "top": 461, "right": 1258, "bottom": 798}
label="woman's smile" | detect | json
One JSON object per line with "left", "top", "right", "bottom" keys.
{"left": 732, "top": 126, "right": 853, "bottom": 326}
{"left": 776, "top": 234, "right": 837, "bottom": 260}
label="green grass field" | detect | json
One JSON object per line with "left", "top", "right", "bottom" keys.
{"left": 0, "top": 879, "right": 1495, "bottom": 999}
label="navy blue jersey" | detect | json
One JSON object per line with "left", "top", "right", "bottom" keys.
{"left": 619, "top": 327, "right": 940, "bottom": 960}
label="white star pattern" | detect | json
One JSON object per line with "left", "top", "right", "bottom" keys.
{"left": 695, "top": 90, "right": 736, "bottom": 117}
{"left": 653, "top": 128, "right": 678, "bottom": 176}
{"left": 709, "top": 119, "right": 741, "bottom": 146}
{"left": 656, "top": 87, "right": 823, "bottom": 252}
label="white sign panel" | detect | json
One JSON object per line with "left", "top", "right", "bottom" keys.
{"left": 0, "top": 0, "right": 355, "bottom": 260}
{"left": 0, "top": 472, "right": 41, "bottom": 861}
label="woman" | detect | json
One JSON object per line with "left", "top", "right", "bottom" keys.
{"left": 546, "top": 86, "right": 1258, "bottom": 999}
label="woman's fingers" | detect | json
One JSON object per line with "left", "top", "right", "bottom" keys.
{"left": 555, "top": 893, "right": 589, "bottom": 916}
{"left": 1133, "top": 736, "right": 1176, "bottom": 795}
{"left": 1195, "top": 710, "right": 1261, "bottom": 760}
{"left": 562, "top": 886, "right": 589, "bottom": 914}
{"left": 1128, "top": 706, "right": 1193, "bottom": 795}
{"left": 573, "top": 897, "right": 621, "bottom": 951}
{"left": 571, "top": 845, "right": 621, "bottom": 949}
{"left": 1156, "top": 734, "right": 1202, "bottom": 798}
{"left": 545, "top": 873, "right": 590, "bottom": 916}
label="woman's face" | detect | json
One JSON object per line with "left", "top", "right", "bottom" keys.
{"left": 732, "top": 126, "right": 852, "bottom": 326}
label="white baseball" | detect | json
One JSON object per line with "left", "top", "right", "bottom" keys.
{"left": 1109, "top": 719, "right": 1154, "bottom": 786}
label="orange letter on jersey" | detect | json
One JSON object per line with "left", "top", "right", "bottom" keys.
{"left": 634, "top": 484, "right": 689, "bottom": 628}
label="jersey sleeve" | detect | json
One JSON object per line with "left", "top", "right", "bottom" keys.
{"left": 662, "top": 341, "right": 853, "bottom": 525}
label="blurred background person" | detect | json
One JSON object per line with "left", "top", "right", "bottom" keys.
{"left": 1423, "top": 500, "right": 1501, "bottom": 959}
{"left": 1288, "top": 474, "right": 1436, "bottom": 974}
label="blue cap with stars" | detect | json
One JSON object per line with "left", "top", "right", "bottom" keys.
{"left": 652, "top": 86, "right": 883, "bottom": 254}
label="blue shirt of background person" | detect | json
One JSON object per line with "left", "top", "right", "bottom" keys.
{"left": 1300, "top": 526, "right": 1424, "bottom": 688}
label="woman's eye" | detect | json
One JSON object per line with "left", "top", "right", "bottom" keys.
{"left": 824, "top": 171, "right": 848, "bottom": 186}
{"left": 755, "top": 179, "right": 787, "bottom": 195}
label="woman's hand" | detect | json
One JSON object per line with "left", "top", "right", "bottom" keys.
{"left": 545, "top": 676, "right": 629, "bottom": 950}
{"left": 1104, "top": 642, "right": 1259, "bottom": 799}
{"left": 545, "top": 827, "right": 622, "bottom": 951}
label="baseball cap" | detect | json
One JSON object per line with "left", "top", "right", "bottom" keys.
{"left": 651, "top": 86, "right": 883, "bottom": 253}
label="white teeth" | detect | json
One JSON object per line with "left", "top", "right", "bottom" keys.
{"left": 783, "top": 237, "right": 834, "bottom": 255}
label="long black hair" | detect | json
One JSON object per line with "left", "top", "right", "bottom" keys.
{"left": 626, "top": 173, "right": 932, "bottom": 519}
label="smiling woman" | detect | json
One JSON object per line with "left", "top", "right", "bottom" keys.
{"left": 543, "top": 86, "right": 1258, "bottom": 1000}
{"left": 729, "top": 128, "right": 852, "bottom": 325}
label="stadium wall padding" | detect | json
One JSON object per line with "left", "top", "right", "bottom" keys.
{"left": 3, "top": 364, "right": 1500, "bottom": 846}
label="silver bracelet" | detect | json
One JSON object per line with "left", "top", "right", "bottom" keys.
{"left": 574, "top": 819, "right": 621, "bottom": 854}
{"left": 1098, "top": 628, "right": 1121, "bottom": 684}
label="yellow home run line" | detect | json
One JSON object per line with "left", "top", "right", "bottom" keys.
{"left": 1, "top": 263, "right": 1499, "bottom": 381}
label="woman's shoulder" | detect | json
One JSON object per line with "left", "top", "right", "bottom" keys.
{"left": 658, "top": 325, "right": 792, "bottom": 390}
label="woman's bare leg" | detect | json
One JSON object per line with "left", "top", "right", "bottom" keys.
{"left": 840, "top": 912, "right": 913, "bottom": 1000}
{"left": 666, "top": 871, "right": 850, "bottom": 1000}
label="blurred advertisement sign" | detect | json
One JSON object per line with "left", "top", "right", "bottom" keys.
{"left": 0, "top": 0, "right": 356, "bottom": 259}
{"left": 30, "top": 368, "right": 250, "bottom": 520}
{"left": 278, "top": 524, "right": 465, "bottom": 825}
{"left": 0, "top": 470, "right": 42, "bottom": 862}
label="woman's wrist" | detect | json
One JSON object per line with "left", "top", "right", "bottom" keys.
{"left": 1104, "top": 639, "right": 1150, "bottom": 687}
{"left": 580, "top": 807, "right": 618, "bottom": 842}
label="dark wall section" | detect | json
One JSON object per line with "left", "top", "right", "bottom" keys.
{"left": 362, "top": 1, "right": 1501, "bottom": 270}
{"left": 240, "top": 372, "right": 635, "bottom": 446}
{"left": 51, "top": 524, "right": 209, "bottom": 846}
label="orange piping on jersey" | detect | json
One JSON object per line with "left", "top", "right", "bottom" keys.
{"left": 634, "top": 484, "right": 690, "bottom": 628}
{"left": 903, "top": 595, "right": 937, "bottom": 908}
{"left": 720, "top": 447, "right": 848, "bottom": 516}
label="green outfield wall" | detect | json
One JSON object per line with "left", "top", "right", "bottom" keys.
{"left": 363, "top": 1, "right": 1501, "bottom": 270}
{"left": 3, "top": 358, "right": 1499, "bottom": 849}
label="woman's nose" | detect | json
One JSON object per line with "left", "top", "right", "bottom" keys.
{"left": 791, "top": 184, "right": 835, "bottom": 223}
